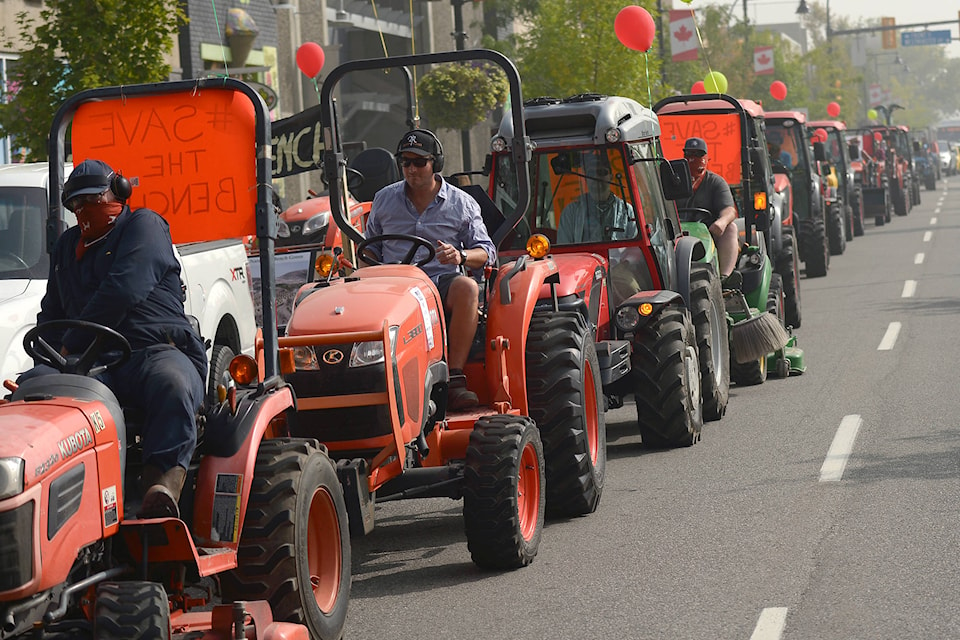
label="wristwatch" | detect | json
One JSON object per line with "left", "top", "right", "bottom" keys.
{"left": 458, "top": 248, "right": 468, "bottom": 266}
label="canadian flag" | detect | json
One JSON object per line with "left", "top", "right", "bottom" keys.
{"left": 868, "top": 83, "right": 883, "bottom": 106}
{"left": 754, "top": 46, "right": 774, "bottom": 75}
{"left": 670, "top": 10, "right": 699, "bottom": 62}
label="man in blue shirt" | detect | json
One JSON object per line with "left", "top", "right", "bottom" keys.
{"left": 364, "top": 129, "right": 496, "bottom": 409}
{"left": 22, "top": 159, "right": 207, "bottom": 519}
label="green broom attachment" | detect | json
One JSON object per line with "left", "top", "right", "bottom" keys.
{"left": 730, "top": 312, "right": 791, "bottom": 364}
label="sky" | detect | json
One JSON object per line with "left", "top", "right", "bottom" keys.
{"left": 695, "top": 0, "right": 960, "bottom": 58}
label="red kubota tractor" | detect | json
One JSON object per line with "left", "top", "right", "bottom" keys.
{"left": 0, "top": 79, "right": 351, "bottom": 639}
{"left": 257, "top": 49, "right": 606, "bottom": 570}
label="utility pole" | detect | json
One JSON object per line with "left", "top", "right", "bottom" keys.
{"left": 451, "top": 0, "right": 472, "bottom": 172}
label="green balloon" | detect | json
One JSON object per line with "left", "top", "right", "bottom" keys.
{"left": 704, "top": 71, "right": 728, "bottom": 94}
{"left": 867, "top": 108, "right": 878, "bottom": 120}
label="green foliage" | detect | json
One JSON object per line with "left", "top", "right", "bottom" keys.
{"left": 417, "top": 63, "right": 509, "bottom": 131}
{"left": 515, "top": 0, "right": 662, "bottom": 105}
{"left": 0, "top": 0, "right": 186, "bottom": 162}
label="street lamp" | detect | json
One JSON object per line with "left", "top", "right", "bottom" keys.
{"left": 795, "top": 0, "right": 831, "bottom": 40}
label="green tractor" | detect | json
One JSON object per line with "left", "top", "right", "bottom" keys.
{"left": 655, "top": 93, "right": 805, "bottom": 383}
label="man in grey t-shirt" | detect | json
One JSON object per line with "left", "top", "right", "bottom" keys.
{"left": 682, "top": 137, "right": 739, "bottom": 281}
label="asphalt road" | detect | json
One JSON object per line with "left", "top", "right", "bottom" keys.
{"left": 342, "top": 178, "right": 960, "bottom": 640}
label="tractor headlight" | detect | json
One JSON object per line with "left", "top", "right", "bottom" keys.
{"left": 302, "top": 212, "right": 330, "bottom": 236}
{"left": 0, "top": 458, "right": 24, "bottom": 500}
{"left": 605, "top": 128, "right": 622, "bottom": 143}
{"left": 615, "top": 306, "right": 641, "bottom": 332}
{"left": 277, "top": 219, "right": 291, "bottom": 238}
{"left": 491, "top": 136, "right": 508, "bottom": 153}
{"left": 350, "top": 326, "right": 399, "bottom": 367}
{"left": 293, "top": 346, "right": 320, "bottom": 370}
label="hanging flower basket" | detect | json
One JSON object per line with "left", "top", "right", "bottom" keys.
{"left": 417, "top": 63, "right": 509, "bottom": 131}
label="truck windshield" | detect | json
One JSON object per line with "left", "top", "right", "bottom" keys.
{"left": 0, "top": 187, "right": 63, "bottom": 280}
{"left": 495, "top": 148, "right": 639, "bottom": 248}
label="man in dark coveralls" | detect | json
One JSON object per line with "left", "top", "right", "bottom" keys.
{"left": 21, "top": 159, "right": 207, "bottom": 519}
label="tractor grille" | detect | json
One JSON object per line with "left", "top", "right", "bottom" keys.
{"left": 0, "top": 502, "right": 34, "bottom": 591}
{"left": 288, "top": 405, "right": 394, "bottom": 442}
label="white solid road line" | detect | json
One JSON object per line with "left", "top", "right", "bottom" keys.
{"left": 878, "top": 322, "right": 901, "bottom": 351}
{"left": 914, "top": 253, "right": 925, "bottom": 264}
{"left": 923, "top": 231, "right": 933, "bottom": 242}
{"left": 901, "top": 280, "right": 917, "bottom": 298}
{"left": 750, "top": 608, "right": 789, "bottom": 640}
{"left": 820, "top": 415, "right": 864, "bottom": 482}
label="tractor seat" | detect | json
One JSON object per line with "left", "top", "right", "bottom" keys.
{"left": 349, "top": 147, "right": 399, "bottom": 203}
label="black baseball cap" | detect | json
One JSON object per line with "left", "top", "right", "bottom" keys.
{"left": 683, "top": 137, "right": 708, "bottom": 155}
{"left": 396, "top": 130, "right": 440, "bottom": 158}
{"left": 62, "top": 159, "right": 116, "bottom": 205}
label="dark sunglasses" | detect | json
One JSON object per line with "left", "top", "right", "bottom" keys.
{"left": 684, "top": 151, "right": 706, "bottom": 159}
{"left": 399, "top": 157, "right": 433, "bottom": 168}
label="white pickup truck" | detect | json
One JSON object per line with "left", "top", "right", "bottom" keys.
{"left": 0, "top": 163, "right": 257, "bottom": 402}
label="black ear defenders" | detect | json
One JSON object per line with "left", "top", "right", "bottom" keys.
{"left": 109, "top": 172, "right": 133, "bottom": 200}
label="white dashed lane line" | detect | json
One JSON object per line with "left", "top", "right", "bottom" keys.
{"left": 901, "top": 280, "right": 916, "bottom": 298}
{"left": 923, "top": 231, "right": 933, "bottom": 242}
{"left": 878, "top": 322, "right": 901, "bottom": 351}
{"left": 914, "top": 253, "right": 925, "bottom": 264}
{"left": 930, "top": 217, "right": 937, "bottom": 225}
{"left": 820, "top": 415, "right": 864, "bottom": 482}
{"left": 750, "top": 607, "right": 789, "bottom": 640}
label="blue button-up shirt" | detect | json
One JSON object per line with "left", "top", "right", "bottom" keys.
{"left": 364, "top": 178, "right": 497, "bottom": 281}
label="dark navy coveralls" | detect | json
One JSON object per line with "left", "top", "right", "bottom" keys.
{"left": 23, "top": 206, "right": 207, "bottom": 472}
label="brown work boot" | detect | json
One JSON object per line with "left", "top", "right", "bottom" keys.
{"left": 138, "top": 465, "right": 186, "bottom": 519}
{"left": 448, "top": 372, "right": 479, "bottom": 410}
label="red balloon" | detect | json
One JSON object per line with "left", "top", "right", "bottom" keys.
{"left": 770, "top": 80, "right": 787, "bottom": 101}
{"left": 814, "top": 128, "right": 828, "bottom": 143}
{"left": 691, "top": 81, "right": 706, "bottom": 94}
{"left": 874, "top": 131, "right": 883, "bottom": 142}
{"left": 826, "top": 101, "right": 841, "bottom": 118}
{"left": 296, "top": 42, "right": 325, "bottom": 79}
{"left": 615, "top": 6, "right": 656, "bottom": 52}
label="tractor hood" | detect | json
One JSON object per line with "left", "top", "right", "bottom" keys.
{"left": 286, "top": 265, "right": 443, "bottom": 337}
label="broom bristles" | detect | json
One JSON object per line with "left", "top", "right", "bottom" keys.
{"left": 731, "top": 313, "right": 791, "bottom": 364}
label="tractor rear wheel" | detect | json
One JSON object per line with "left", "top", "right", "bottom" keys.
{"left": 464, "top": 415, "right": 545, "bottom": 569}
{"left": 689, "top": 263, "right": 729, "bottom": 422}
{"left": 730, "top": 345, "right": 767, "bottom": 386}
{"left": 844, "top": 204, "right": 854, "bottom": 242}
{"left": 775, "top": 226, "right": 802, "bottom": 330}
{"left": 827, "top": 203, "right": 846, "bottom": 255}
{"left": 851, "top": 188, "right": 865, "bottom": 237}
{"left": 798, "top": 217, "right": 829, "bottom": 278}
{"left": 94, "top": 581, "right": 170, "bottom": 639}
{"left": 525, "top": 311, "right": 605, "bottom": 517}
{"left": 221, "top": 438, "right": 350, "bottom": 640}
{"left": 893, "top": 182, "right": 908, "bottom": 216}
{"left": 632, "top": 307, "right": 702, "bottom": 447}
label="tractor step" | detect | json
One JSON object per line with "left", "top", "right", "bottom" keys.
{"left": 595, "top": 340, "right": 631, "bottom": 385}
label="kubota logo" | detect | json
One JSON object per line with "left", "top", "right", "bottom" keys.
{"left": 323, "top": 349, "right": 344, "bottom": 365}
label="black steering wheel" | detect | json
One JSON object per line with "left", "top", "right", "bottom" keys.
{"left": 678, "top": 207, "right": 714, "bottom": 226}
{"left": 24, "top": 319, "right": 131, "bottom": 377}
{"left": 0, "top": 251, "right": 29, "bottom": 269}
{"left": 356, "top": 233, "right": 436, "bottom": 268}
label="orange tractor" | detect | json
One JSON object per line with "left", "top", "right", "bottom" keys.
{"left": 0, "top": 79, "right": 351, "bottom": 639}
{"left": 260, "top": 50, "right": 606, "bottom": 569}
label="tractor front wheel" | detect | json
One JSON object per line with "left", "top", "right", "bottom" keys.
{"left": 775, "top": 226, "right": 802, "bottom": 330}
{"left": 94, "top": 581, "right": 170, "bottom": 640}
{"left": 851, "top": 188, "right": 865, "bottom": 237}
{"left": 827, "top": 203, "right": 846, "bottom": 255}
{"left": 464, "top": 415, "right": 545, "bottom": 569}
{"left": 632, "top": 307, "right": 702, "bottom": 447}
{"left": 689, "top": 263, "right": 729, "bottom": 422}
{"left": 525, "top": 312, "right": 605, "bottom": 517}
{"left": 798, "top": 217, "right": 829, "bottom": 278}
{"left": 221, "top": 438, "right": 350, "bottom": 640}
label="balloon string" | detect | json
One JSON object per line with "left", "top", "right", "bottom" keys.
{"left": 644, "top": 53, "right": 651, "bottom": 108}
{"left": 408, "top": 0, "right": 419, "bottom": 123}
{"left": 690, "top": 8, "right": 715, "bottom": 89}
{"left": 210, "top": 0, "right": 230, "bottom": 78}
{"left": 370, "top": 0, "right": 389, "bottom": 58}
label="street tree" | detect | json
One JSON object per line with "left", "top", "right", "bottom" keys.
{"left": 0, "top": 0, "right": 185, "bottom": 161}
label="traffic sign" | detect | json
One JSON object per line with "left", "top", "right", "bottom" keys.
{"left": 901, "top": 30, "right": 952, "bottom": 46}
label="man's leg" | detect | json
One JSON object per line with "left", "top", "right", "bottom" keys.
{"left": 443, "top": 275, "right": 480, "bottom": 409}
{"left": 712, "top": 223, "right": 740, "bottom": 277}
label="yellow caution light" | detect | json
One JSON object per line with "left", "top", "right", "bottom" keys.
{"left": 315, "top": 253, "right": 335, "bottom": 278}
{"left": 229, "top": 354, "right": 259, "bottom": 385}
{"left": 638, "top": 302, "right": 654, "bottom": 316}
{"left": 526, "top": 233, "right": 551, "bottom": 259}
{"left": 754, "top": 191, "right": 767, "bottom": 210}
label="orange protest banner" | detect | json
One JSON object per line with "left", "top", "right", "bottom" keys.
{"left": 658, "top": 113, "right": 743, "bottom": 186}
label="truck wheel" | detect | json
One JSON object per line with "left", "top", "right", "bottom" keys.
{"left": 94, "top": 581, "right": 170, "bottom": 639}
{"left": 632, "top": 307, "right": 702, "bottom": 447}
{"left": 798, "top": 217, "right": 829, "bottom": 278}
{"left": 689, "top": 263, "right": 729, "bottom": 422}
{"left": 222, "top": 439, "right": 350, "bottom": 640}
{"left": 775, "top": 226, "right": 802, "bottom": 330}
{"left": 207, "top": 343, "right": 235, "bottom": 406}
{"left": 525, "top": 311, "right": 605, "bottom": 517}
{"left": 464, "top": 415, "right": 545, "bottom": 569}
{"left": 852, "top": 189, "right": 865, "bottom": 237}
{"left": 827, "top": 204, "right": 846, "bottom": 255}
